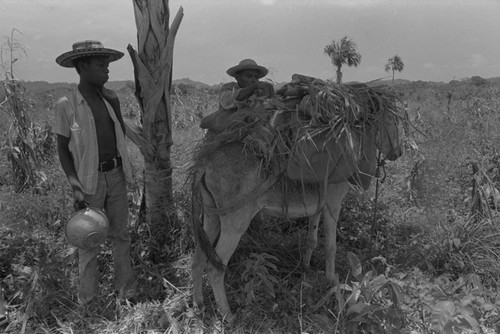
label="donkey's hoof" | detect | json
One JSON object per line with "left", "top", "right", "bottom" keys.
{"left": 192, "top": 302, "right": 206, "bottom": 318}
{"left": 220, "top": 311, "right": 236, "bottom": 325}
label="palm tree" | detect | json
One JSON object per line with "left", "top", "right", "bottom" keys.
{"left": 126, "top": 0, "right": 183, "bottom": 261}
{"left": 385, "top": 55, "right": 404, "bottom": 84}
{"left": 324, "top": 36, "right": 362, "bottom": 84}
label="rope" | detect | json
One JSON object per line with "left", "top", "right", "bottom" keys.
{"left": 371, "top": 151, "right": 387, "bottom": 238}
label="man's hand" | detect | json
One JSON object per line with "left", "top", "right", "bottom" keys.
{"left": 68, "top": 176, "right": 88, "bottom": 211}
{"left": 73, "top": 188, "right": 88, "bottom": 211}
{"left": 255, "top": 81, "right": 275, "bottom": 98}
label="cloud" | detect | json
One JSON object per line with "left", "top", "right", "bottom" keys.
{"left": 470, "top": 54, "right": 488, "bottom": 68}
{"left": 251, "top": 0, "right": 385, "bottom": 7}
{"left": 327, "top": 0, "right": 387, "bottom": 7}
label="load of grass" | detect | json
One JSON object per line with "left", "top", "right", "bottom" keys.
{"left": 191, "top": 76, "right": 408, "bottom": 181}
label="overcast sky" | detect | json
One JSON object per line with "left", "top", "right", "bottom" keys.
{"left": 1, "top": 0, "right": 499, "bottom": 85}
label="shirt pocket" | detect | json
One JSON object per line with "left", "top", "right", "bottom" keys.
{"left": 69, "top": 121, "right": 88, "bottom": 160}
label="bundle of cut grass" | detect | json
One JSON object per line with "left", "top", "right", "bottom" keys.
{"left": 273, "top": 76, "right": 407, "bottom": 181}
{"left": 292, "top": 76, "right": 405, "bottom": 128}
{"left": 191, "top": 76, "right": 407, "bottom": 180}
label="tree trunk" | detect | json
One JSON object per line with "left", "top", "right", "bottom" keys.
{"left": 336, "top": 65, "right": 342, "bottom": 84}
{"left": 127, "top": 0, "right": 183, "bottom": 262}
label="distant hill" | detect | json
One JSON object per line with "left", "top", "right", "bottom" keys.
{"left": 379, "top": 78, "right": 412, "bottom": 85}
{"left": 105, "top": 80, "right": 134, "bottom": 91}
{"left": 2, "top": 75, "right": 499, "bottom": 103}
{"left": 17, "top": 81, "right": 77, "bottom": 93}
{"left": 344, "top": 78, "right": 411, "bottom": 87}
{"left": 487, "top": 77, "right": 500, "bottom": 84}
{"left": 173, "top": 78, "right": 211, "bottom": 90}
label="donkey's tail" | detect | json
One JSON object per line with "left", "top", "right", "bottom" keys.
{"left": 191, "top": 170, "right": 225, "bottom": 271}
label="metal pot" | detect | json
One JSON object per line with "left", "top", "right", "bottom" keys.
{"left": 65, "top": 207, "right": 109, "bottom": 249}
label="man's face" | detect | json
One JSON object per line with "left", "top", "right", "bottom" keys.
{"left": 80, "top": 56, "right": 110, "bottom": 86}
{"left": 236, "top": 69, "right": 260, "bottom": 88}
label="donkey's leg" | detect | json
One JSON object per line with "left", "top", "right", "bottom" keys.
{"left": 304, "top": 211, "right": 322, "bottom": 268}
{"left": 323, "top": 182, "right": 350, "bottom": 282}
{"left": 208, "top": 208, "right": 257, "bottom": 320}
{"left": 192, "top": 212, "right": 220, "bottom": 312}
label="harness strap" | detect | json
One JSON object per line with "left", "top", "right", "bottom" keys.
{"left": 371, "top": 151, "right": 387, "bottom": 237}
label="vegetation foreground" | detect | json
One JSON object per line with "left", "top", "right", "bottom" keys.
{"left": 1, "top": 78, "right": 500, "bottom": 333}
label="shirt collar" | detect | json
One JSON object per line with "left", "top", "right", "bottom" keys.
{"left": 75, "top": 88, "right": 86, "bottom": 105}
{"left": 75, "top": 87, "right": 107, "bottom": 106}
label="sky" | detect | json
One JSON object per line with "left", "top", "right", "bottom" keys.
{"left": 0, "top": 0, "right": 499, "bottom": 85}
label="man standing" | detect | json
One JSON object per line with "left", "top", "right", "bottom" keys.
{"left": 54, "top": 40, "right": 134, "bottom": 305}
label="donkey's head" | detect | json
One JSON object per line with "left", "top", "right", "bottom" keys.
{"left": 375, "top": 109, "right": 403, "bottom": 161}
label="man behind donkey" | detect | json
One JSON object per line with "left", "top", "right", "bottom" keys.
{"left": 200, "top": 59, "right": 275, "bottom": 132}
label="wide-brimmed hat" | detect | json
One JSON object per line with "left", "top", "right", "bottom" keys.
{"left": 226, "top": 59, "right": 268, "bottom": 78}
{"left": 56, "top": 40, "right": 124, "bottom": 68}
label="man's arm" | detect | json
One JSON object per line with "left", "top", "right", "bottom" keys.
{"left": 234, "top": 82, "right": 274, "bottom": 101}
{"left": 220, "top": 82, "right": 259, "bottom": 111}
{"left": 235, "top": 83, "right": 259, "bottom": 101}
{"left": 57, "top": 134, "right": 87, "bottom": 210}
{"left": 219, "top": 83, "right": 239, "bottom": 111}
{"left": 255, "top": 81, "right": 274, "bottom": 98}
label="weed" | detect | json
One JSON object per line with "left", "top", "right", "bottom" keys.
{"left": 239, "top": 253, "right": 279, "bottom": 306}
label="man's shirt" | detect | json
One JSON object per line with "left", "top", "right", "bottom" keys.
{"left": 54, "top": 88, "right": 132, "bottom": 194}
{"left": 219, "top": 82, "right": 254, "bottom": 112}
{"left": 219, "top": 82, "right": 275, "bottom": 112}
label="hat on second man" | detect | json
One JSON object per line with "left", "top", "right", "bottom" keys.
{"left": 226, "top": 59, "right": 268, "bottom": 78}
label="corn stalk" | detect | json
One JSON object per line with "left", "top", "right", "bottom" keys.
{"left": 1, "top": 29, "right": 39, "bottom": 193}
{"left": 126, "top": 0, "right": 183, "bottom": 258}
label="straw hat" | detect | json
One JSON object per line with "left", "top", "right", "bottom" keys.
{"left": 226, "top": 59, "right": 268, "bottom": 78}
{"left": 56, "top": 40, "right": 124, "bottom": 68}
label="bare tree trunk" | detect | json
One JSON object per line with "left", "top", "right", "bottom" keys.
{"left": 127, "top": 0, "right": 183, "bottom": 261}
{"left": 336, "top": 65, "right": 342, "bottom": 84}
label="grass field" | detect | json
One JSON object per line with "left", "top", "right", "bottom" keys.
{"left": 1, "top": 78, "right": 500, "bottom": 333}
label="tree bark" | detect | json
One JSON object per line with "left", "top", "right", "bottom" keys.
{"left": 128, "top": 0, "right": 183, "bottom": 261}
{"left": 336, "top": 65, "right": 342, "bottom": 84}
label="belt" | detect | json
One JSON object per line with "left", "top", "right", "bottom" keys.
{"left": 98, "top": 156, "right": 122, "bottom": 172}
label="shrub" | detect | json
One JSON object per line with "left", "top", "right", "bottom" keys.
{"left": 470, "top": 76, "right": 488, "bottom": 86}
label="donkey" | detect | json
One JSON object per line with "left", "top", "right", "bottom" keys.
{"left": 191, "top": 94, "right": 402, "bottom": 320}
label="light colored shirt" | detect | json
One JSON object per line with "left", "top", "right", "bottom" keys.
{"left": 54, "top": 88, "right": 132, "bottom": 194}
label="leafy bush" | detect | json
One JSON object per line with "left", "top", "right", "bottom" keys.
{"left": 335, "top": 252, "right": 406, "bottom": 333}
{"left": 239, "top": 253, "right": 279, "bottom": 306}
{"left": 470, "top": 76, "right": 488, "bottom": 86}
